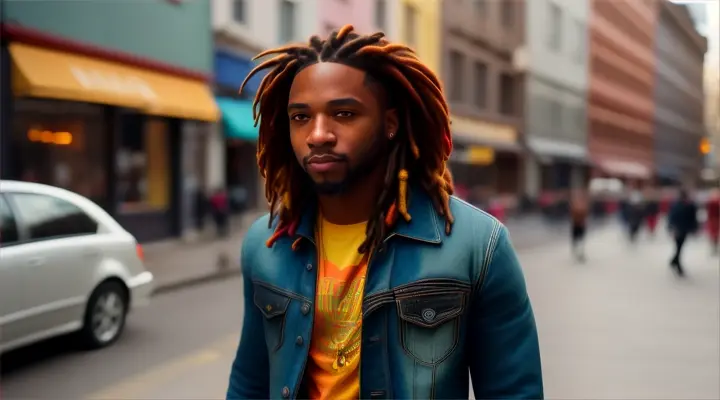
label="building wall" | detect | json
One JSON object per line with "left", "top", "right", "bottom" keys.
{"left": 441, "top": 0, "right": 525, "bottom": 196}
{"left": 654, "top": 1, "right": 707, "bottom": 182}
{"left": 317, "top": 0, "right": 373, "bottom": 35}
{"left": 4, "top": 0, "right": 213, "bottom": 72}
{"left": 399, "top": 0, "right": 441, "bottom": 74}
{"left": 525, "top": 0, "right": 589, "bottom": 147}
{"left": 588, "top": 0, "right": 658, "bottom": 176}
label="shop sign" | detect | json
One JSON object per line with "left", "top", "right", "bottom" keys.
{"left": 467, "top": 146, "right": 495, "bottom": 166}
{"left": 70, "top": 66, "right": 157, "bottom": 100}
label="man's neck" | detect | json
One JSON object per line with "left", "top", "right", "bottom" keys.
{"left": 317, "top": 173, "right": 384, "bottom": 225}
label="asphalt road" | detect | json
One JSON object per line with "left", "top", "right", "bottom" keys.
{"left": 2, "top": 224, "right": 718, "bottom": 399}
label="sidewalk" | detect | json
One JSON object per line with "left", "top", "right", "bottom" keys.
{"left": 143, "top": 211, "right": 265, "bottom": 294}
{"left": 142, "top": 212, "right": 619, "bottom": 295}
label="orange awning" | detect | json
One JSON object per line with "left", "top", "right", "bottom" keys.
{"left": 9, "top": 42, "right": 219, "bottom": 122}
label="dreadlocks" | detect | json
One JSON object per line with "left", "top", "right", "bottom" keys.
{"left": 240, "top": 24, "right": 454, "bottom": 254}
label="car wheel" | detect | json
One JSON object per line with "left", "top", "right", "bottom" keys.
{"left": 79, "top": 280, "right": 128, "bottom": 349}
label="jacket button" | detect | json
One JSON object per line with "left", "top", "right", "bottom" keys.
{"left": 306, "top": 263, "right": 313, "bottom": 271}
{"left": 301, "top": 303, "right": 311, "bottom": 315}
{"left": 295, "top": 336, "right": 304, "bottom": 346}
{"left": 281, "top": 386, "right": 290, "bottom": 398}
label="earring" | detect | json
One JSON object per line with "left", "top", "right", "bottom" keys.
{"left": 389, "top": 132, "right": 395, "bottom": 139}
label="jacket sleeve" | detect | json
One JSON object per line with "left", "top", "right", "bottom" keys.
{"left": 226, "top": 239, "right": 270, "bottom": 400}
{"left": 468, "top": 225, "right": 544, "bottom": 399}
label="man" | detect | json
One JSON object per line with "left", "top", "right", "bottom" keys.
{"left": 668, "top": 189, "right": 699, "bottom": 276}
{"left": 643, "top": 186, "right": 660, "bottom": 236}
{"left": 570, "top": 189, "right": 589, "bottom": 262}
{"left": 227, "top": 25, "right": 543, "bottom": 399}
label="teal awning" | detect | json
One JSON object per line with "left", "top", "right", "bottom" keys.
{"left": 217, "top": 97, "right": 258, "bottom": 141}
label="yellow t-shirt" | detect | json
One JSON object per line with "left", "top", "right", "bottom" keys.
{"left": 306, "top": 218, "right": 368, "bottom": 400}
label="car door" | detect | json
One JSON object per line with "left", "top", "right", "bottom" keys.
{"left": 4, "top": 191, "right": 100, "bottom": 340}
{"left": 0, "top": 194, "right": 28, "bottom": 351}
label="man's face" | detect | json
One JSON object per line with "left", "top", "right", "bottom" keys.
{"left": 287, "top": 62, "right": 398, "bottom": 195}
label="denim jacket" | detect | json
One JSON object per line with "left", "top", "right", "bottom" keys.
{"left": 227, "top": 189, "right": 543, "bottom": 399}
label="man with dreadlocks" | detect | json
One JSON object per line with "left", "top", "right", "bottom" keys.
{"left": 227, "top": 25, "right": 542, "bottom": 400}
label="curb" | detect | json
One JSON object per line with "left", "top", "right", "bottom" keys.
{"left": 152, "top": 267, "right": 242, "bottom": 296}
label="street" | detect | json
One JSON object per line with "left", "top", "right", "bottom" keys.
{"left": 1, "top": 223, "right": 718, "bottom": 399}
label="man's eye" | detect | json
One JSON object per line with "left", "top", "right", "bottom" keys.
{"left": 291, "top": 114, "right": 309, "bottom": 121}
{"left": 336, "top": 111, "right": 354, "bottom": 118}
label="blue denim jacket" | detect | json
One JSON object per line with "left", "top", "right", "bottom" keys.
{"left": 227, "top": 189, "right": 543, "bottom": 399}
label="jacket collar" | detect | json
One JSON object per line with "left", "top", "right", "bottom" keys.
{"left": 294, "top": 185, "right": 443, "bottom": 246}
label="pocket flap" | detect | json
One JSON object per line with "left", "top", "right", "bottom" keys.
{"left": 397, "top": 293, "right": 465, "bottom": 328}
{"left": 253, "top": 283, "right": 291, "bottom": 319}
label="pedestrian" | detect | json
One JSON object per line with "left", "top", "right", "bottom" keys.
{"left": 705, "top": 189, "right": 720, "bottom": 255}
{"left": 667, "top": 189, "right": 699, "bottom": 276}
{"left": 644, "top": 187, "right": 660, "bottom": 236}
{"left": 226, "top": 25, "right": 543, "bottom": 400}
{"left": 570, "top": 189, "right": 589, "bottom": 262}
{"left": 625, "top": 186, "right": 645, "bottom": 243}
{"left": 209, "top": 188, "right": 230, "bottom": 238}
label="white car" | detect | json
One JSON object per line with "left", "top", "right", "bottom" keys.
{"left": 0, "top": 180, "right": 154, "bottom": 354}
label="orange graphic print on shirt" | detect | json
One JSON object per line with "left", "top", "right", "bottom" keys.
{"left": 306, "top": 218, "right": 368, "bottom": 400}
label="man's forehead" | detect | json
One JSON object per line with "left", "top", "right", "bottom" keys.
{"left": 289, "top": 62, "right": 373, "bottom": 99}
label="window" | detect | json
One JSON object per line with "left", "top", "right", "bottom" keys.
{"left": 548, "top": 2, "right": 562, "bottom": 51}
{"left": 404, "top": 3, "right": 417, "bottom": 47}
{"left": 279, "top": 0, "right": 296, "bottom": 43}
{"left": 11, "top": 100, "right": 108, "bottom": 208}
{"left": 375, "top": 0, "right": 386, "bottom": 30}
{"left": 473, "top": 0, "right": 487, "bottom": 16}
{"left": 499, "top": 73, "right": 515, "bottom": 115}
{"left": 549, "top": 100, "right": 562, "bottom": 128}
{"left": 501, "top": 0, "right": 514, "bottom": 27}
{"left": 116, "top": 114, "right": 170, "bottom": 213}
{"left": 473, "top": 62, "right": 488, "bottom": 108}
{"left": 574, "top": 20, "right": 585, "bottom": 63}
{"left": 233, "top": 0, "right": 246, "bottom": 24}
{"left": 9, "top": 193, "right": 98, "bottom": 241}
{"left": 0, "top": 195, "right": 19, "bottom": 244}
{"left": 449, "top": 50, "right": 465, "bottom": 102}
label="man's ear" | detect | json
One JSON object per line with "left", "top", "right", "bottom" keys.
{"left": 385, "top": 109, "right": 399, "bottom": 139}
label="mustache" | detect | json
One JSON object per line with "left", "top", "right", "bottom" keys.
{"left": 302, "top": 151, "right": 349, "bottom": 166}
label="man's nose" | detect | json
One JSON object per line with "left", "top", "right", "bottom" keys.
{"left": 307, "top": 115, "right": 336, "bottom": 148}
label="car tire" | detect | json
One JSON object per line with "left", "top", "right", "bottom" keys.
{"left": 79, "top": 280, "right": 128, "bottom": 350}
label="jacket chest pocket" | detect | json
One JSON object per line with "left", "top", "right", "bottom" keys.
{"left": 253, "top": 283, "right": 291, "bottom": 353}
{"left": 397, "top": 292, "right": 466, "bottom": 365}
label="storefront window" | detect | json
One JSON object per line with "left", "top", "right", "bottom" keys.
{"left": 116, "top": 114, "right": 170, "bottom": 213}
{"left": 11, "top": 99, "right": 108, "bottom": 206}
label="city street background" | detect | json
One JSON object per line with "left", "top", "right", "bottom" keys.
{"left": 2, "top": 220, "right": 718, "bottom": 400}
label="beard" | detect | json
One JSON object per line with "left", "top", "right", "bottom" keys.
{"left": 308, "top": 123, "right": 388, "bottom": 196}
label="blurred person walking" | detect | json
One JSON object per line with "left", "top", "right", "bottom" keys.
{"left": 570, "top": 190, "right": 589, "bottom": 262}
{"left": 226, "top": 25, "right": 543, "bottom": 400}
{"left": 705, "top": 189, "right": 720, "bottom": 255}
{"left": 667, "top": 189, "right": 699, "bottom": 276}
{"left": 644, "top": 187, "right": 661, "bottom": 236}
{"left": 210, "top": 188, "right": 230, "bottom": 238}
{"left": 625, "top": 186, "right": 645, "bottom": 243}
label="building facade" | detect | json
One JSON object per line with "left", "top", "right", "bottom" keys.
{"left": 588, "top": 0, "right": 658, "bottom": 183}
{"left": 522, "top": 0, "right": 590, "bottom": 199}
{"left": 686, "top": 1, "right": 720, "bottom": 177}
{"left": 440, "top": 0, "right": 526, "bottom": 203}
{"left": 1, "top": 0, "right": 218, "bottom": 242}
{"left": 654, "top": 1, "right": 707, "bottom": 185}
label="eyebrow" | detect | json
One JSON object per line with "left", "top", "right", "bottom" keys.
{"left": 287, "top": 97, "right": 364, "bottom": 113}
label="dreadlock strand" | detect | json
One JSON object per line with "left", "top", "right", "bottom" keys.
{"left": 378, "top": 66, "right": 430, "bottom": 116}
{"left": 252, "top": 44, "right": 309, "bottom": 61}
{"left": 397, "top": 146, "right": 411, "bottom": 222}
{"left": 336, "top": 24, "right": 356, "bottom": 42}
{"left": 402, "top": 106, "right": 421, "bottom": 159}
{"left": 334, "top": 33, "right": 385, "bottom": 59}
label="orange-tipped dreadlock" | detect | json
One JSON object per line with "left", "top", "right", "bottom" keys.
{"left": 240, "top": 24, "right": 455, "bottom": 253}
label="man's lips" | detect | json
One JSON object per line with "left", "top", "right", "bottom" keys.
{"left": 306, "top": 155, "right": 344, "bottom": 173}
